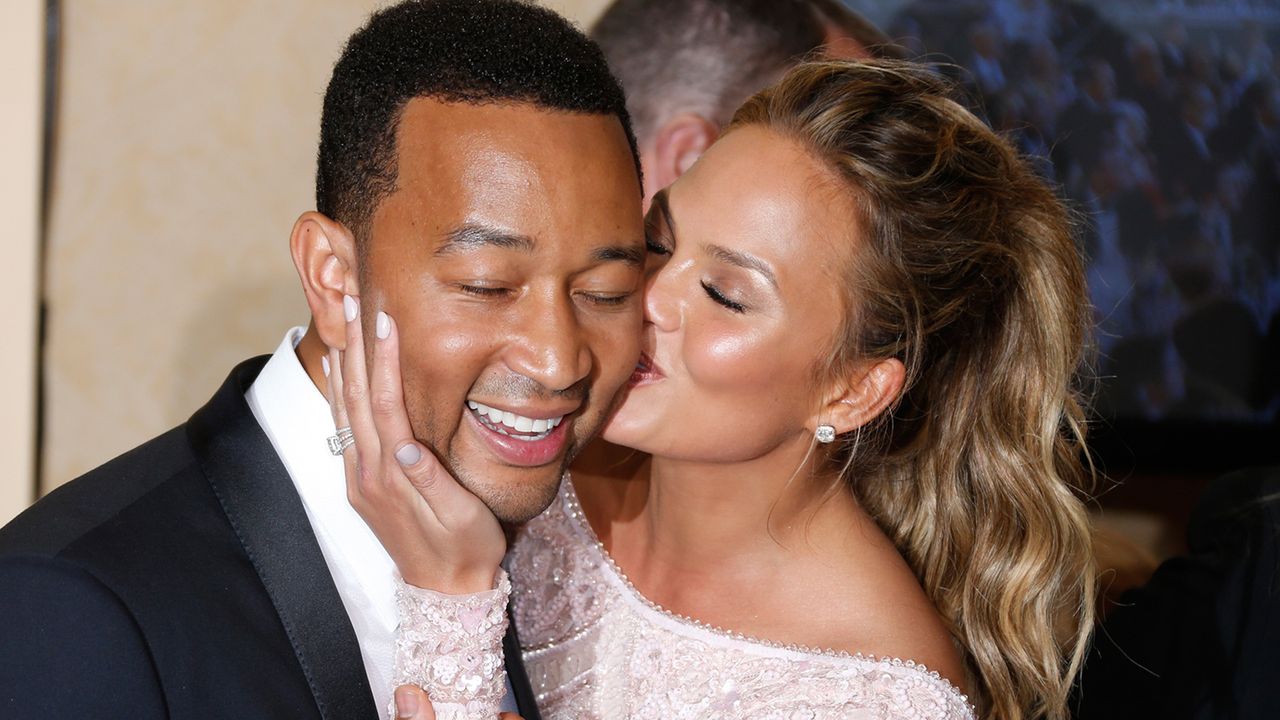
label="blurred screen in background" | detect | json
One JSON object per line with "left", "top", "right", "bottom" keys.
{"left": 849, "top": 0, "right": 1279, "bottom": 428}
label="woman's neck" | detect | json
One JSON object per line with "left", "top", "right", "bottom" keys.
{"left": 606, "top": 436, "right": 860, "bottom": 584}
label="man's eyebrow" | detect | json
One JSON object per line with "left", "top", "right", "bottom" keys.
{"left": 705, "top": 243, "right": 779, "bottom": 289}
{"left": 437, "top": 221, "right": 643, "bottom": 267}
{"left": 592, "top": 244, "right": 645, "bottom": 267}
{"left": 434, "top": 223, "right": 536, "bottom": 256}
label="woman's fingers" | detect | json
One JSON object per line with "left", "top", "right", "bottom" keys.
{"left": 368, "top": 310, "right": 481, "bottom": 519}
{"left": 340, "top": 295, "right": 383, "bottom": 491}
{"left": 394, "top": 684, "right": 435, "bottom": 719}
{"left": 368, "top": 310, "right": 414, "bottom": 445}
{"left": 329, "top": 298, "right": 485, "bottom": 523}
{"left": 324, "top": 347, "right": 348, "bottom": 433}
{"left": 324, "top": 345, "right": 365, "bottom": 504}
{"left": 330, "top": 300, "right": 505, "bottom": 594}
{"left": 367, "top": 311, "right": 436, "bottom": 492}
{"left": 392, "top": 684, "right": 521, "bottom": 719}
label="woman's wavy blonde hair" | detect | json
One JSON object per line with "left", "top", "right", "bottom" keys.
{"left": 731, "top": 59, "right": 1096, "bottom": 719}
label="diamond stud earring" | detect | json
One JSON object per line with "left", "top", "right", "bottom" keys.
{"left": 815, "top": 425, "right": 836, "bottom": 444}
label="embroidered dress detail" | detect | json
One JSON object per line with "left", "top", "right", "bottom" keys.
{"left": 390, "top": 569, "right": 511, "bottom": 720}
{"left": 507, "top": 479, "right": 976, "bottom": 719}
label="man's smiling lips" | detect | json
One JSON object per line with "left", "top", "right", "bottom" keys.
{"left": 463, "top": 400, "right": 575, "bottom": 467}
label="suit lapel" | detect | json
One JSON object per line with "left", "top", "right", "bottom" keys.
{"left": 505, "top": 611, "right": 543, "bottom": 720}
{"left": 187, "top": 357, "right": 378, "bottom": 720}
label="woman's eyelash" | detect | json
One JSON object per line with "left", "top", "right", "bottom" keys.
{"left": 701, "top": 281, "right": 746, "bottom": 313}
{"left": 645, "top": 237, "right": 671, "bottom": 255}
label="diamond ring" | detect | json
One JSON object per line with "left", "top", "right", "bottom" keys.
{"left": 327, "top": 426, "right": 355, "bottom": 455}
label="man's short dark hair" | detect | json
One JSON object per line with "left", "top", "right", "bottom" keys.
{"left": 317, "top": 0, "right": 641, "bottom": 239}
{"left": 590, "top": 0, "right": 895, "bottom": 145}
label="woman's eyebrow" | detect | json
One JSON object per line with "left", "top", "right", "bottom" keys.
{"left": 654, "top": 187, "right": 777, "bottom": 288}
{"left": 703, "top": 243, "right": 778, "bottom": 289}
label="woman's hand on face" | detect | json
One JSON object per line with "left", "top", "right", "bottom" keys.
{"left": 327, "top": 295, "right": 506, "bottom": 594}
{"left": 393, "top": 685, "right": 523, "bottom": 719}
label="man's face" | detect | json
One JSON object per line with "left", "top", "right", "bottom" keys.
{"left": 360, "top": 99, "right": 644, "bottom": 523}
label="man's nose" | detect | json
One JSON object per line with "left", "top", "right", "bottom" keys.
{"left": 505, "top": 293, "right": 593, "bottom": 393}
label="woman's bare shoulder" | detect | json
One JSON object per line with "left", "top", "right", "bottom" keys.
{"left": 814, "top": 537, "right": 968, "bottom": 692}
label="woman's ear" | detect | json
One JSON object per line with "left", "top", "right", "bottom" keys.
{"left": 811, "top": 358, "right": 906, "bottom": 437}
{"left": 290, "top": 211, "right": 359, "bottom": 350}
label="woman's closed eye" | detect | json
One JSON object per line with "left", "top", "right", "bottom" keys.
{"left": 645, "top": 233, "right": 672, "bottom": 256}
{"left": 701, "top": 280, "right": 747, "bottom": 313}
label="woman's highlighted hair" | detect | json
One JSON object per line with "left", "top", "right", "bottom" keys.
{"left": 732, "top": 59, "right": 1096, "bottom": 719}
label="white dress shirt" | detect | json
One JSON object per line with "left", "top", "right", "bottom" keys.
{"left": 245, "top": 328, "right": 516, "bottom": 716}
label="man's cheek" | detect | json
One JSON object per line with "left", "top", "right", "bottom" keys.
{"left": 602, "top": 336, "right": 642, "bottom": 382}
{"left": 594, "top": 317, "right": 641, "bottom": 358}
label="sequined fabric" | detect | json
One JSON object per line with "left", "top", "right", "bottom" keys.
{"left": 390, "top": 570, "right": 511, "bottom": 720}
{"left": 507, "top": 480, "right": 976, "bottom": 719}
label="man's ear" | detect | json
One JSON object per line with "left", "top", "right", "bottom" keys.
{"left": 811, "top": 358, "right": 906, "bottom": 438}
{"left": 642, "top": 113, "right": 719, "bottom": 200}
{"left": 289, "top": 211, "right": 359, "bottom": 350}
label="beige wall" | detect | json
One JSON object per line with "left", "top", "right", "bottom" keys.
{"left": 545, "top": 0, "right": 608, "bottom": 27}
{"left": 41, "top": 0, "right": 609, "bottom": 493}
{"left": 1, "top": 0, "right": 43, "bottom": 523}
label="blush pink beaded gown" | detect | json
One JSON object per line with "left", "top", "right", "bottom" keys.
{"left": 392, "top": 479, "right": 975, "bottom": 719}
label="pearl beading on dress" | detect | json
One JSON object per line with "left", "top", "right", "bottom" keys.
{"left": 507, "top": 476, "right": 977, "bottom": 719}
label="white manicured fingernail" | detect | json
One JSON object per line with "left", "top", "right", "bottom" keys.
{"left": 343, "top": 295, "right": 358, "bottom": 322}
{"left": 395, "top": 444, "right": 422, "bottom": 466}
{"left": 376, "top": 311, "right": 391, "bottom": 340}
{"left": 321, "top": 356, "right": 330, "bottom": 377}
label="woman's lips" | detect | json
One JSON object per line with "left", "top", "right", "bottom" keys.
{"left": 628, "top": 351, "right": 664, "bottom": 386}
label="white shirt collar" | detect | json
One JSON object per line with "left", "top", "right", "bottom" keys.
{"left": 243, "top": 328, "right": 518, "bottom": 715}
{"left": 245, "top": 328, "right": 399, "bottom": 712}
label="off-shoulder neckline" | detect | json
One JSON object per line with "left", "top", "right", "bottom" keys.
{"left": 557, "top": 476, "right": 974, "bottom": 713}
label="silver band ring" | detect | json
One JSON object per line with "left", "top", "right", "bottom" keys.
{"left": 327, "top": 427, "right": 355, "bottom": 456}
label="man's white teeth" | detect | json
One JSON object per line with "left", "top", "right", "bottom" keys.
{"left": 466, "top": 401, "right": 564, "bottom": 435}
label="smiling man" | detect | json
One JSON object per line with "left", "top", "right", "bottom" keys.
{"left": 0, "top": 2, "right": 643, "bottom": 718}
{"left": 300, "top": 81, "right": 645, "bottom": 525}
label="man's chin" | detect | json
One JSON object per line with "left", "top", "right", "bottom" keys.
{"left": 450, "top": 461, "right": 566, "bottom": 524}
{"left": 490, "top": 484, "right": 562, "bottom": 524}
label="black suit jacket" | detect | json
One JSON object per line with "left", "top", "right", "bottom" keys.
{"left": 1073, "top": 466, "right": 1280, "bottom": 719}
{"left": 0, "top": 357, "right": 541, "bottom": 720}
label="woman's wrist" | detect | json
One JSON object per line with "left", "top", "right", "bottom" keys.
{"left": 400, "top": 564, "right": 502, "bottom": 595}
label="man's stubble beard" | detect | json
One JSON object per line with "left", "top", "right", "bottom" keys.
{"left": 403, "top": 387, "right": 583, "bottom": 525}
{"left": 448, "top": 447, "right": 570, "bottom": 525}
